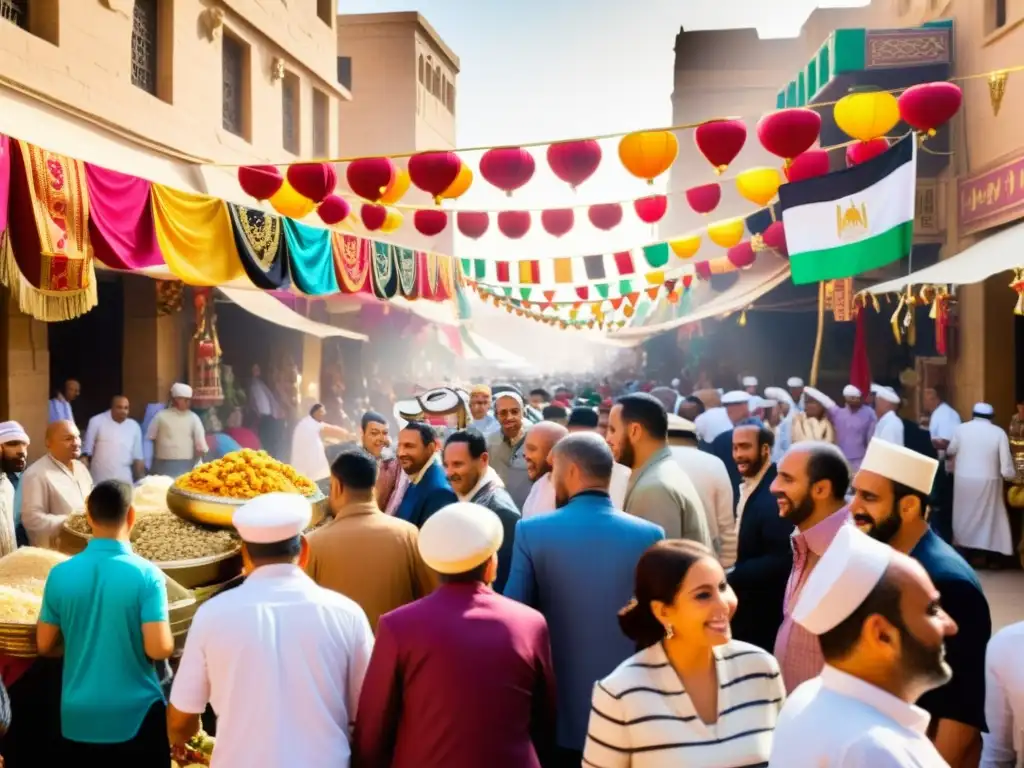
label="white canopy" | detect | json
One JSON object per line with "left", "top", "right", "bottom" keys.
{"left": 217, "top": 287, "right": 367, "bottom": 341}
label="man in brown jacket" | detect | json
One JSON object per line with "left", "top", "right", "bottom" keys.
{"left": 306, "top": 448, "right": 436, "bottom": 631}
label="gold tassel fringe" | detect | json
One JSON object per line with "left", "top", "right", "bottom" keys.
{"left": 0, "top": 233, "right": 98, "bottom": 322}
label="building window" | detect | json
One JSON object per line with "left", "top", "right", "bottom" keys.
{"left": 282, "top": 73, "right": 299, "bottom": 154}
{"left": 222, "top": 33, "right": 248, "bottom": 139}
{"left": 0, "top": 0, "right": 28, "bottom": 29}
{"left": 131, "top": 0, "right": 159, "bottom": 96}
{"left": 433, "top": 66, "right": 441, "bottom": 97}
{"left": 337, "top": 56, "right": 352, "bottom": 90}
{"left": 317, "top": 0, "right": 332, "bottom": 26}
{"left": 2, "top": 0, "right": 59, "bottom": 44}
{"left": 313, "top": 89, "right": 329, "bottom": 157}
{"left": 418, "top": 54, "right": 424, "bottom": 84}
{"left": 995, "top": 0, "right": 1007, "bottom": 27}
{"left": 447, "top": 83, "right": 456, "bottom": 113}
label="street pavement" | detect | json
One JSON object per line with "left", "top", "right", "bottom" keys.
{"left": 979, "top": 570, "right": 1024, "bottom": 631}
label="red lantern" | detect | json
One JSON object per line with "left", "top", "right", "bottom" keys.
{"left": 694, "top": 119, "right": 747, "bottom": 174}
{"left": 695, "top": 261, "right": 713, "bottom": 280}
{"left": 541, "top": 209, "right": 575, "bottom": 238}
{"left": 785, "top": 149, "right": 830, "bottom": 182}
{"left": 546, "top": 140, "right": 602, "bottom": 190}
{"left": 685, "top": 183, "right": 721, "bottom": 215}
{"left": 846, "top": 137, "right": 890, "bottom": 167}
{"left": 681, "top": 275, "right": 693, "bottom": 289}
{"left": 727, "top": 241, "right": 756, "bottom": 269}
{"left": 898, "top": 82, "right": 962, "bottom": 137}
{"left": 286, "top": 162, "right": 337, "bottom": 203}
{"left": 407, "top": 151, "right": 463, "bottom": 204}
{"left": 497, "top": 210, "right": 531, "bottom": 239}
{"left": 317, "top": 194, "right": 351, "bottom": 225}
{"left": 479, "top": 147, "right": 536, "bottom": 196}
{"left": 360, "top": 203, "right": 388, "bottom": 231}
{"left": 757, "top": 108, "right": 821, "bottom": 163}
{"left": 762, "top": 221, "right": 788, "bottom": 257}
{"left": 634, "top": 195, "right": 668, "bottom": 224}
{"left": 456, "top": 211, "right": 489, "bottom": 239}
{"left": 346, "top": 157, "right": 396, "bottom": 202}
{"left": 588, "top": 203, "right": 622, "bottom": 231}
{"left": 238, "top": 165, "right": 284, "bottom": 201}
{"left": 413, "top": 209, "right": 448, "bottom": 236}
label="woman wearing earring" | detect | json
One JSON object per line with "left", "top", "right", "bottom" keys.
{"left": 584, "top": 540, "right": 785, "bottom": 767}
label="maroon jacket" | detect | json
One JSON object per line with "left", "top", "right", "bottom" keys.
{"left": 353, "top": 582, "right": 557, "bottom": 768}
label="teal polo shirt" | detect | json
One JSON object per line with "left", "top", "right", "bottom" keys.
{"left": 39, "top": 538, "right": 168, "bottom": 743}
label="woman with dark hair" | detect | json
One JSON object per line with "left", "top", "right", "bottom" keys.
{"left": 583, "top": 540, "right": 785, "bottom": 767}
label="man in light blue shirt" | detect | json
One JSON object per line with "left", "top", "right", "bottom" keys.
{"left": 47, "top": 378, "right": 80, "bottom": 425}
{"left": 37, "top": 479, "right": 174, "bottom": 762}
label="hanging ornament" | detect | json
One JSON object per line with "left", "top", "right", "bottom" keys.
{"left": 695, "top": 261, "right": 713, "bottom": 280}
{"left": 989, "top": 70, "right": 1008, "bottom": 117}
{"left": 834, "top": 89, "right": 900, "bottom": 142}
{"left": 456, "top": 211, "right": 490, "bottom": 239}
{"left": 634, "top": 195, "right": 668, "bottom": 224}
{"left": 286, "top": 162, "right": 337, "bottom": 204}
{"left": 618, "top": 130, "right": 679, "bottom": 184}
{"left": 442, "top": 163, "right": 473, "bottom": 200}
{"left": 408, "top": 151, "right": 463, "bottom": 203}
{"left": 846, "top": 137, "right": 890, "bottom": 167}
{"left": 622, "top": 304, "right": 635, "bottom": 318}
{"left": 735, "top": 167, "right": 783, "bottom": 207}
{"left": 380, "top": 168, "right": 411, "bottom": 204}
{"left": 681, "top": 275, "right": 693, "bottom": 289}
{"left": 785, "top": 149, "right": 830, "bottom": 182}
{"left": 414, "top": 209, "right": 448, "bottom": 236}
{"left": 898, "top": 82, "right": 963, "bottom": 138}
{"left": 694, "top": 119, "right": 747, "bottom": 174}
{"left": 756, "top": 108, "right": 821, "bottom": 165}
{"left": 360, "top": 203, "right": 388, "bottom": 231}
{"left": 541, "top": 209, "right": 575, "bottom": 238}
{"left": 479, "top": 147, "right": 536, "bottom": 196}
{"left": 670, "top": 234, "right": 701, "bottom": 259}
{"left": 317, "top": 194, "right": 351, "bottom": 225}
{"left": 346, "top": 157, "right": 396, "bottom": 202}
{"left": 727, "top": 241, "right": 757, "bottom": 269}
{"left": 547, "top": 139, "right": 603, "bottom": 190}
{"left": 380, "top": 207, "right": 403, "bottom": 233}
{"left": 588, "top": 203, "right": 623, "bottom": 231}
{"left": 685, "top": 183, "right": 721, "bottom": 215}
{"left": 269, "top": 180, "right": 316, "bottom": 219}
{"left": 762, "top": 221, "right": 788, "bottom": 258}
{"left": 706, "top": 217, "right": 745, "bottom": 248}
{"left": 738, "top": 309, "right": 748, "bottom": 327}
{"left": 667, "top": 288, "right": 681, "bottom": 304}
{"left": 497, "top": 210, "right": 531, "bottom": 239}
{"left": 238, "top": 164, "right": 284, "bottom": 201}
{"left": 1011, "top": 269, "right": 1024, "bottom": 315}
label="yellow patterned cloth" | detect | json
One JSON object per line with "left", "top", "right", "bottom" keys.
{"left": 151, "top": 184, "right": 244, "bottom": 286}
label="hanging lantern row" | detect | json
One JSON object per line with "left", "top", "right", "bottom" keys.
{"left": 833, "top": 82, "right": 962, "bottom": 147}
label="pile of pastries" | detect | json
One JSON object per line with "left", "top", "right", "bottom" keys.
{"left": 0, "top": 548, "right": 69, "bottom": 623}
{"left": 175, "top": 449, "right": 317, "bottom": 499}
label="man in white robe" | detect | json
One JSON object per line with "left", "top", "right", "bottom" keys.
{"left": 946, "top": 402, "right": 1016, "bottom": 560}
{"left": 874, "top": 387, "right": 906, "bottom": 446}
{"left": 788, "top": 376, "right": 806, "bottom": 412}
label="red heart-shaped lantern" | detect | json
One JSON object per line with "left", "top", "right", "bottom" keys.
{"left": 727, "top": 241, "right": 757, "bottom": 269}
{"left": 685, "top": 183, "right": 721, "bottom": 215}
{"left": 407, "top": 151, "right": 462, "bottom": 203}
{"left": 360, "top": 203, "right": 388, "bottom": 231}
{"left": 238, "top": 165, "right": 284, "bottom": 201}
{"left": 413, "top": 209, "right": 448, "bottom": 236}
{"left": 497, "top": 210, "right": 531, "bottom": 239}
{"left": 546, "top": 140, "right": 602, "bottom": 190}
{"left": 541, "top": 209, "right": 575, "bottom": 238}
{"left": 694, "top": 119, "right": 747, "bottom": 174}
{"left": 287, "top": 162, "right": 337, "bottom": 204}
{"left": 480, "top": 147, "right": 536, "bottom": 196}
{"left": 757, "top": 108, "right": 822, "bottom": 163}
{"left": 898, "top": 82, "right": 963, "bottom": 137}
{"left": 346, "top": 157, "right": 396, "bottom": 202}
{"left": 785, "top": 149, "right": 831, "bottom": 182}
{"left": 634, "top": 195, "right": 668, "bottom": 224}
{"left": 588, "top": 203, "right": 623, "bottom": 231}
{"left": 456, "top": 211, "right": 490, "bottom": 239}
{"left": 762, "top": 221, "right": 788, "bottom": 257}
{"left": 846, "top": 137, "right": 890, "bottom": 167}
{"left": 317, "top": 194, "right": 351, "bottom": 225}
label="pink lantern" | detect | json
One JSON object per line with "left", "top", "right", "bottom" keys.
{"left": 546, "top": 140, "right": 602, "bottom": 190}
{"left": 685, "top": 183, "right": 721, "bottom": 215}
{"left": 694, "top": 119, "right": 747, "bottom": 174}
{"left": 407, "top": 151, "right": 463, "bottom": 204}
{"left": 414, "top": 209, "right": 448, "bottom": 236}
{"left": 456, "top": 211, "right": 490, "bottom": 239}
{"left": 360, "top": 203, "right": 388, "bottom": 231}
{"left": 846, "top": 138, "right": 890, "bottom": 167}
{"left": 634, "top": 195, "right": 668, "bottom": 224}
{"left": 238, "top": 165, "right": 284, "bottom": 201}
{"left": 479, "top": 147, "right": 536, "bottom": 196}
{"left": 898, "top": 82, "right": 963, "bottom": 137}
{"left": 762, "top": 221, "right": 788, "bottom": 257}
{"left": 316, "top": 195, "right": 351, "bottom": 225}
{"left": 694, "top": 261, "right": 713, "bottom": 280}
{"left": 588, "top": 203, "right": 623, "bottom": 231}
{"left": 727, "top": 241, "right": 756, "bottom": 269}
{"left": 756, "top": 109, "right": 822, "bottom": 163}
{"left": 346, "top": 158, "right": 396, "bottom": 202}
{"left": 541, "top": 209, "right": 575, "bottom": 238}
{"left": 287, "top": 162, "right": 337, "bottom": 203}
{"left": 785, "top": 149, "right": 831, "bottom": 182}
{"left": 497, "top": 210, "right": 531, "bottom": 239}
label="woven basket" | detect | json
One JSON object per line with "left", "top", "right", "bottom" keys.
{"left": 0, "top": 622, "right": 37, "bottom": 658}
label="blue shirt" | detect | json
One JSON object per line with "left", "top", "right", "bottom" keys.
{"left": 48, "top": 397, "right": 74, "bottom": 425}
{"left": 39, "top": 538, "right": 169, "bottom": 743}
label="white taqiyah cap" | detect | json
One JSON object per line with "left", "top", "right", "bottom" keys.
{"left": 494, "top": 390, "right": 524, "bottom": 408}
{"left": 671, "top": 378, "right": 681, "bottom": 388}
{"left": 742, "top": 376, "right": 758, "bottom": 387}
{"left": 764, "top": 387, "right": 791, "bottom": 405}
{"left": 170, "top": 382, "right": 193, "bottom": 399}
{"left": 860, "top": 438, "right": 939, "bottom": 495}
{"left": 667, "top": 414, "right": 697, "bottom": 435}
{"left": 721, "top": 390, "right": 751, "bottom": 406}
{"left": 973, "top": 402, "right": 994, "bottom": 417}
{"left": 802, "top": 386, "right": 836, "bottom": 410}
{"left": 751, "top": 397, "right": 777, "bottom": 410}
{"left": 0, "top": 421, "right": 29, "bottom": 445}
{"left": 787, "top": 377, "right": 804, "bottom": 388}
{"left": 842, "top": 385, "right": 862, "bottom": 399}
{"left": 876, "top": 387, "right": 901, "bottom": 405}
{"left": 870, "top": 383, "right": 883, "bottom": 394}
{"left": 793, "top": 525, "right": 893, "bottom": 635}
{"left": 233, "top": 492, "right": 312, "bottom": 544}
{"left": 716, "top": 388, "right": 724, "bottom": 395}
{"left": 418, "top": 502, "right": 504, "bottom": 575}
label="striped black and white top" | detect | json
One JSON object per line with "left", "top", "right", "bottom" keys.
{"left": 583, "top": 640, "right": 785, "bottom": 768}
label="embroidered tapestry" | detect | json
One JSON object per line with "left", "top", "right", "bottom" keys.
{"left": 227, "top": 203, "right": 289, "bottom": 290}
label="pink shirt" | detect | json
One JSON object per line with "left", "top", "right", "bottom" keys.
{"left": 773, "top": 505, "right": 851, "bottom": 692}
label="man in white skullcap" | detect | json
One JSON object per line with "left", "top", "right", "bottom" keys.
{"left": 764, "top": 387, "right": 796, "bottom": 463}
{"left": 826, "top": 385, "right": 877, "bottom": 474}
{"left": 769, "top": 525, "right": 956, "bottom": 767}
{"left": 873, "top": 386, "right": 905, "bottom": 446}
{"left": 742, "top": 376, "right": 759, "bottom": 395}
{"left": 692, "top": 390, "right": 735, "bottom": 445}
{"left": 0, "top": 420, "right": 30, "bottom": 551}
{"left": 145, "top": 383, "right": 208, "bottom": 477}
{"left": 354, "top": 502, "right": 557, "bottom": 768}
{"left": 851, "top": 438, "right": 991, "bottom": 765}
{"left": 787, "top": 377, "right": 806, "bottom": 412}
{"left": 169, "top": 493, "right": 374, "bottom": 768}
{"left": 947, "top": 402, "right": 1016, "bottom": 564}
{"left": 791, "top": 387, "right": 837, "bottom": 445}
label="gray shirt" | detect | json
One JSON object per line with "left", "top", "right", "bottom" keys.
{"left": 487, "top": 428, "right": 532, "bottom": 511}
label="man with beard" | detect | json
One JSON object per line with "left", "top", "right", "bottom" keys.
{"left": 520, "top": 422, "right": 568, "bottom": 519}
{"left": 487, "top": 393, "right": 533, "bottom": 510}
{"left": 769, "top": 525, "right": 957, "bottom": 767}
{"left": 770, "top": 442, "right": 852, "bottom": 692}
{"left": 443, "top": 430, "right": 519, "bottom": 591}
{"left": 851, "top": 438, "right": 990, "bottom": 767}
{"left": 610, "top": 394, "right": 710, "bottom": 546}
{"left": 360, "top": 412, "right": 401, "bottom": 513}
{"left": 0, "top": 422, "right": 30, "bottom": 552}
{"left": 394, "top": 422, "right": 458, "bottom": 528}
{"left": 504, "top": 433, "right": 663, "bottom": 767}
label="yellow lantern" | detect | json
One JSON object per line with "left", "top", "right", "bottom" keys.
{"left": 710, "top": 257, "right": 737, "bottom": 274}
{"left": 706, "top": 217, "right": 745, "bottom": 248}
{"left": 269, "top": 180, "right": 316, "bottom": 219}
{"left": 834, "top": 90, "right": 900, "bottom": 142}
{"left": 380, "top": 206, "right": 403, "bottom": 233}
{"left": 669, "top": 234, "right": 701, "bottom": 259}
{"left": 442, "top": 164, "right": 473, "bottom": 200}
{"left": 618, "top": 130, "right": 679, "bottom": 184}
{"left": 380, "top": 169, "right": 410, "bottom": 204}
{"left": 735, "top": 167, "right": 782, "bottom": 207}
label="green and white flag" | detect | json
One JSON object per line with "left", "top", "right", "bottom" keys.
{"left": 779, "top": 135, "right": 916, "bottom": 285}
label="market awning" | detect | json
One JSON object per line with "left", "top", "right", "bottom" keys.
{"left": 864, "top": 219, "right": 1024, "bottom": 294}
{"left": 218, "top": 287, "right": 368, "bottom": 341}
{"left": 464, "top": 333, "right": 529, "bottom": 367}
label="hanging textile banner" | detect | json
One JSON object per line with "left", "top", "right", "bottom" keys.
{"left": 435, "top": 255, "right": 456, "bottom": 302}
{"left": 0, "top": 136, "right": 12, "bottom": 235}
{"left": 371, "top": 241, "right": 399, "bottom": 299}
{"left": 227, "top": 203, "right": 289, "bottom": 290}
{"left": 417, "top": 250, "right": 440, "bottom": 300}
{"left": 283, "top": 218, "right": 337, "bottom": 296}
{"left": 3, "top": 140, "right": 97, "bottom": 321}
{"left": 84, "top": 164, "right": 163, "bottom": 271}
{"left": 151, "top": 184, "right": 244, "bottom": 286}
{"left": 332, "top": 232, "right": 371, "bottom": 295}
{"left": 395, "top": 247, "right": 418, "bottom": 299}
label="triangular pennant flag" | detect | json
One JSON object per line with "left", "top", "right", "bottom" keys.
{"left": 502, "top": 286, "right": 513, "bottom": 297}
{"left": 569, "top": 308, "right": 579, "bottom": 320}
{"left": 522, "top": 300, "right": 531, "bottom": 309}
{"left": 496, "top": 261, "right": 510, "bottom": 283}
{"left": 554, "top": 258, "right": 573, "bottom": 284}
{"left": 520, "top": 288, "right": 532, "bottom": 301}
{"left": 576, "top": 285, "right": 589, "bottom": 301}
{"left": 595, "top": 283, "right": 610, "bottom": 299}
{"left": 618, "top": 279, "right": 633, "bottom": 295}
{"left": 610, "top": 297, "right": 624, "bottom": 310}
{"left": 646, "top": 286, "right": 660, "bottom": 300}
{"left": 626, "top": 292, "right": 640, "bottom": 306}
{"left": 460, "top": 258, "right": 472, "bottom": 275}
{"left": 473, "top": 259, "right": 487, "bottom": 280}
{"left": 584, "top": 254, "right": 605, "bottom": 280}
{"left": 590, "top": 301, "right": 603, "bottom": 314}
{"left": 613, "top": 251, "right": 635, "bottom": 275}
{"left": 664, "top": 278, "right": 678, "bottom": 293}
{"left": 543, "top": 290, "right": 556, "bottom": 302}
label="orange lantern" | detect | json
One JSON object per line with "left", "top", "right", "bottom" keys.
{"left": 618, "top": 130, "right": 679, "bottom": 184}
{"left": 442, "top": 163, "right": 473, "bottom": 200}
{"left": 380, "top": 169, "right": 411, "bottom": 204}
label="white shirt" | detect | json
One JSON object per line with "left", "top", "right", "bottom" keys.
{"left": 170, "top": 564, "right": 374, "bottom": 768}
{"left": 694, "top": 407, "right": 733, "bottom": 444}
{"left": 20, "top": 455, "right": 94, "bottom": 549}
{"left": 147, "top": 408, "right": 208, "bottom": 461}
{"left": 929, "top": 402, "right": 961, "bottom": 444}
{"left": 291, "top": 415, "right": 331, "bottom": 482}
{"left": 874, "top": 410, "right": 906, "bottom": 446}
{"left": 769, "top": 665, "right": 948, "bottom": 767}
{"left": 609, "top": 462, "right": 630, "bottom": 510}
{"left": 83, "top": 411, "right": 144, "bottom": 485}
{"left": 948, "top": 418, "right": 1016, "bottom": 481}
{"left": 669, "top": 444, "right": 737, "bottom": 567}
{"left": 521, "top": 472, "right": 555, "bottom": 519}
{"left": 249, "top": 378, "right": 280, "bottom": 419}
{"left": 982, "top": 621, "right": 1024, "bottom": 768}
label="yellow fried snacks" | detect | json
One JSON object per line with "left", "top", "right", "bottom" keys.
{"left": 0, "top": 549, "right": 67, "bottom": 624}
{"left": 175, "top": 449, "right": 317, "bottom": 499}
